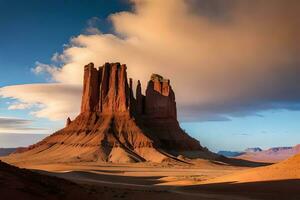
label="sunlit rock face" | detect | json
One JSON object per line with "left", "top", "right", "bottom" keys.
{"left": 8, "top": 63, "right": 212, "bottom": 164}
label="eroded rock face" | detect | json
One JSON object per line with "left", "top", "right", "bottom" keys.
{"left": 101, "top": 63, "right": 130, "bottom": 113}
{"left": 80, "top": 65, "right": 177, "bottom": 120}
{"left": 9, "top": 63, "right": 212, "bottom": 164}
{"left": 81, "top": 63, "right": 131, "bottom": 114}
{"left": 144, "top": 74, "right": 177, "bottom": 119}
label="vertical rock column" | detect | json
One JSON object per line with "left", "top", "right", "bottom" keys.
{"left": 99, "top": 63, "right": 110, "bottom": 112}
{"left": 81, "top": 63, "right": 100, "bottom": 113}
{"left": 116, "top": 64, "right": 129, "bottom": 112}
{"left": 99, "top": 63, "right": 131, "bottom": 114}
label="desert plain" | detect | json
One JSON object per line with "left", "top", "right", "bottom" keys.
{"left": 2, "top": 154, "right": 300, "bottom": 200}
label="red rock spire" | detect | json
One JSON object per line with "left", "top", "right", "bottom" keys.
{"left": 81, "top": 63, "right": 100, "bottom": 113}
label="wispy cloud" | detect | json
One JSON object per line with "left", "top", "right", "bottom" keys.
{"left": 7, "top": 102, "right": 32, "bottom": 110}
{"left": 232, "top": 133, "right": 250, "bottom": 136}
{"left": 31, "top": 61, "right": 60, "bottom": 78}
{"left": 0, "top": 116, "right": 46, "bottom": 134}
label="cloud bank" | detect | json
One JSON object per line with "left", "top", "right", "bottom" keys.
{"left": 1, "top": 0, "right": 300, "bottom": 122}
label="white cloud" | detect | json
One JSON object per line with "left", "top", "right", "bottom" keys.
{"left": 1, "top": 0, "right": 300, "bottom": 122}
{"left": 32, "top": 61, "right": 60, "bottom": 77}
{"left": 0, "top": 84, "right": 81, "bottom": 121}
{"left": 51, "top": 52, "right": 65, "bottom": 62}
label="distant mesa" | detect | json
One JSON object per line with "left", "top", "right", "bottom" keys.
{"left": 0, "top": 148, "right": 21, "bottom": 157}
{"left": 217, "top": 147, "right": 263, "bottom": 158}
{"left": 219, "top": 145, "right": 300, "bottom": 163}
{"left": 4, "top": 62, "right": 216, "bottom": 164}
{"left": 217, "top": 151, "right": 245, "bottom": 157}
{"left": 244, "top": 147, "right": 262, "bottom": 153}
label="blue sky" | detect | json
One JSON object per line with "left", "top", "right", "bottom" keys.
{"left": 0, "top": 0, "right": 130, "bottom": 86}
{"left": 0, "top": 0, "right": 300, "bottom": 152}
{"left": 182, "top": 110, "right": 300, "bottom": 152}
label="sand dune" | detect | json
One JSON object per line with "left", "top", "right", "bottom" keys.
{"left": 201, "top": 153, "right": 300, "bottom": 184}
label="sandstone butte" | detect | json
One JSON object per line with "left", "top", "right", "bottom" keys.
{"left": 6, "top": 63, "right": 217, "bottom": 163}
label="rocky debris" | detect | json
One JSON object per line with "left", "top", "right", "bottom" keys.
{"left": 8, "top": 62, "right": 213, "bottom": 164}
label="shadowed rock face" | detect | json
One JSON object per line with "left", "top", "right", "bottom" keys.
{"left": 7, "top": 63, "right": 213, "bottom": 164}
{"left": 145, "top": 74, "right": 177, "bottom": 119}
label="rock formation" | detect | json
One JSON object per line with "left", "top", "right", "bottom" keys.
{"left": 7, "top": 62, "right": 213, "bottom": 163}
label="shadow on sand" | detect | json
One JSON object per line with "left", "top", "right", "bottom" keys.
{"left": 37, "top": 170, "right": 165, "bottom": 186}
{"left": 181, "top": 179, "right": 300, "bottom": 200}
{"left": 216, "top": 156, "right": 271, "bottom": 167}
{"left": 38, "top": 169, "right": 300, "bottom": 200}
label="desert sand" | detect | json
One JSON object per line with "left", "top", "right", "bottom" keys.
{"left": 3, "top": 155, "right": 299, "bottom": 200}
{"left": 0, "top": 157, "right": 258, "bottom": 200}
{"left": 202, "top": 153, "right": 300, "bottom": 184}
